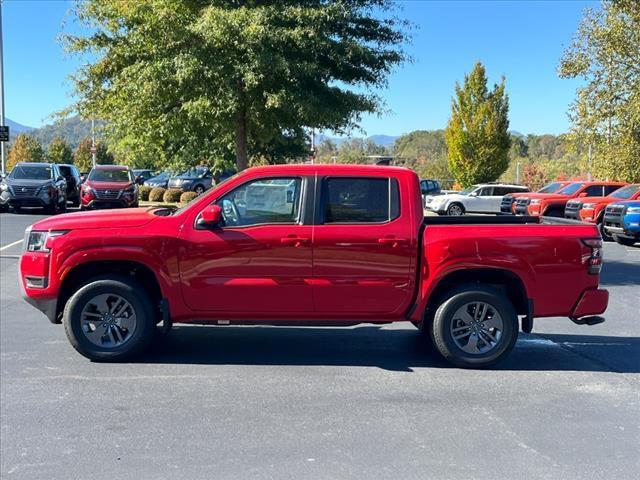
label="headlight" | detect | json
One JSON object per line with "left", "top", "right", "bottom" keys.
{"left": 123, "top": 185, "right": 137, "bottom": 194}
{"left": 582, "top": 203, "right": 596, "bottom": 209}
{"left": 24, "top": 228, "right": 69, "bottom": 252}
{"left": 627, "top": 206, "right": 640, "bottom": 213}
{"left": 0, "top": 183, "right": 7, "bottom": 192}
{"left": 530, "top": 199, "right": 541, "bottom": 205}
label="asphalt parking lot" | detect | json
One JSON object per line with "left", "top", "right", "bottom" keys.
{"left": 1, "top": 210, "right": 639, "bottom": 480}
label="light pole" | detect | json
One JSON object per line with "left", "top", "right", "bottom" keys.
{"left": 91, "top": 117, "right": 96, "bottom": 168}
{"left": 0, "top": 0, "right": 6, "bottom": 175}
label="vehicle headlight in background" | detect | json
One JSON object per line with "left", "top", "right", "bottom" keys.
{"left": 627, "top": 206, "right": 640, "bottom": 213}
{"left": 24, "top": 228, "right": 69, "bottom": 252}
{"left": 530, "top": 199, "right": 541, "bottom": 205}
{"left": 582, "top": 203, "right": 596, "bottom": 209}
{"left": 0, "top": 183, "right": 7, "bottom": 192}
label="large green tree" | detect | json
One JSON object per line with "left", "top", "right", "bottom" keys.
{"left": 47, "top": 137, "right": 73, "bottom": 164}
{"left": 64, "top": 0, "right": 409, "bottom": 172}
{"left": 6, "top": 134, "right": 45, "bottom": 170}
{"left": 559, "top": 0, "right": 640, "bottom": 182}
{"left": 445, "top": 62, "right": 511, "bottom": 187}
{"left": 73, "top": 138, "right": 114, "bottom": 172}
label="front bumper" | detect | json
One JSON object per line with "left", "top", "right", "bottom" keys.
{"left": 1, "top": 192, "right": 51, "bottom": 208}
{"left": 19, "top": 267, "right": 59, "bottom": 324}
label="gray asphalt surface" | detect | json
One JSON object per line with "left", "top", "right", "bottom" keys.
{"left": 1, "top": 210, "right": 639, "bottom": 480}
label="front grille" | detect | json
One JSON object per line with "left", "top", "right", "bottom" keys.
{"left": 95, "top": 188, "right": 122, "bottom": 200}
{"left": 516, "top": 198, "right": 531, "bottom": 207}
{"left": 606, "top": 204, "right": 625, "bottom": 215}
{"left": 565, "top": 201, "right": 582, "bottom": 212}
{"left": 12, "top": 185, "right": 40, "bottom": 198}
{"left": 500, "top": 196, "right": 514, "bottom": 212}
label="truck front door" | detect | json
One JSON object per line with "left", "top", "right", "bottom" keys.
{"left": 178, "top": 176, "right": 314, "bottom": 315}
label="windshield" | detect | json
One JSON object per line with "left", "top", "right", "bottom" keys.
{"left": 458, "top": 185, "right": 479, "bottom": 195}
{"left": 9, "top": 165, "right": 53, "bottom": 180}
{"left": 610, "top": 184, "right": 639, "bottom": 199}
{"left": 88, "top": 169, "right": 133, "bottom": 182}
{"left": 538, "top": 182, "right": 563, "bottom": 194}
{"left": 179, "top": 166, "right": 208, "bottom": 178}
{"left": 557, "top": 182, "right": 584, "bottom": 196}
{"left": 149, "top": 172, "right": 170, "bottom": 181}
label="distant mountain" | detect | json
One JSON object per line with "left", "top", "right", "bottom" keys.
{"left": 5, "top": 118, "right": 34, "bottom": 136}
{"left": 30, "top": 116, "right": 102, "bottom": 149}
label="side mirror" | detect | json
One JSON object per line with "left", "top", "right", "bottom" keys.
{"left": 198, "top": 204, "right": 223, "bottom": 228}
{"left": 469, "top": 191, "right": 478, "bottom": 197}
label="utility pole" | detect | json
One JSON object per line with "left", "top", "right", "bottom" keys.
{"left": 0, "top": 0, "right": 6, "bottom": 175}
{"left": 91, "top": 117, "right": 96, "bottom": 168}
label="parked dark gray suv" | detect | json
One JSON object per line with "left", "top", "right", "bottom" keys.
{"left": 0, "top": 162, "right": 67, "bottom": 213}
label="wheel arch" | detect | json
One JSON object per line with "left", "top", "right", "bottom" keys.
{"left": 56, "top": 260, "right": 163, "bottom": 324}
{"left": 422, "top": 268, "right": 529, "bottom": 324}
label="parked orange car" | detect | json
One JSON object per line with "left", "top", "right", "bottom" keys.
{"left": 565, "top": 184, "right": 640, "bottom": 240}
{"left": 514, "top": 181, "right": 626, "bottom": 217}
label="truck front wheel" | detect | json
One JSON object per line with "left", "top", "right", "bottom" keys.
{"left": 431, "top": 286, "right": 518, "bottom": 368}
{"left": 63, "top": 276, "right": 156, "bottom": 361}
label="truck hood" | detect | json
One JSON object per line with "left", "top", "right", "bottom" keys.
{"left": 522, "top": 192, "right": 571, "bottom": 201}
{"left": 30, "top": 208, "right": 158, "bottom": 232}
{"left": 570, "top": 196, "right": 608, "bottom": 204}
{"left": 5, "top": 178, "right": 53, "bottom": 187}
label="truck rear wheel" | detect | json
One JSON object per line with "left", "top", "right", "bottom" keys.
{"left": 63, "top": 275, "right": 156, "bottom": 361}
{"left": 430, "top": 286, "right": 518, "bottom": 368}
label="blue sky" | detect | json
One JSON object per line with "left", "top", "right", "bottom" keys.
{"left": 2, "top": 0, "right": 597, "bottom": 135}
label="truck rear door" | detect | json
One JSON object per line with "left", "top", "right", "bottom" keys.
{"left": 311, "top": 174, "right": 416, "bottom": 316}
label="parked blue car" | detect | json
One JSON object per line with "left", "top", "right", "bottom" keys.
{"left": 603, "top": 200, "right": 640, "bottom": 246}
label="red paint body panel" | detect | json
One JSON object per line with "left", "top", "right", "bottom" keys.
{"left": 571, "top": 289, "right": 609, "bottom": 317}
{"left": 19, "top": 164, "right": 608, "bottom": 325}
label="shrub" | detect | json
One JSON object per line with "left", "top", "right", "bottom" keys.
{"left": 138, "top": 185, "right": 152, "bottom": 201}
{"left": 149, "top": 187, "right": 166, "bottom": 202}
{"left": 180, "top": 191, "right": 199, "bottom": 204}
{"left": 163, "top": 188, "right": 183, "bottom": 203}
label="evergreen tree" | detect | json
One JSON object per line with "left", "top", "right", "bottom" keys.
{"left": 47, "top": 137, "right": 73, "bottom": 164}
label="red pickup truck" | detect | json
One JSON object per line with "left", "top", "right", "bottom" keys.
{"left": 20, "top": 165, "right": 609, "bottom": 368}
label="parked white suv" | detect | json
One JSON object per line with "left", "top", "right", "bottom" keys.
{"left": 426, "top": 183, "right": 529, "bottom": 215}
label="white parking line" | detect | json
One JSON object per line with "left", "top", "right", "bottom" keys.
{"left": 0, "top": 239, "right": 23, "bottom": 251}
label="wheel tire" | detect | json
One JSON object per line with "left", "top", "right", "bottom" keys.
{"left": 63, "top": 275, "right": 156, "bottom": 361}
{"left": 446, "top": 203, "right": 465, "bottom": 216}
{"left": 194, "top": 185, "right": 205, "bottom": 195}
{"left": 598, "top": 220, "right": 613, "bottom": 242}
{"left": 430, "top": 286, "right": 518, "bottom": 368}
{"left": 613, "top": 235, "right": 637, "bottom": 247}
{"left": 543, "top": 208, "right": 563, "bottom": 218}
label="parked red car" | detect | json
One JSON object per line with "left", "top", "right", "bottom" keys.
{"left": 80, "top": 165, "right": 139, "bottom": 210}
{"left": 500, "top": 181, "right": 571, "bottom": 214}
{"left": 565, "top": 184, "right": 640, "bottom": 240}
{"left": 20, "top": 165, "right": 608, "bottom": 368}
{"left": 514, "top": 181, "right": 626, "bottom": 217}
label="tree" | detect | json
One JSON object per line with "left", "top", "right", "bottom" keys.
{"left": 64, "top": 1, "right": 409, "bottom": 172}
{"left": 73, "top": 138, "right": 114, "bottom": 172}
{"left": 6, "top": 134, "right": 44, "bottom": 170}
{"left": 445, "top": 62, "right": 511, "bottom": 187}
{"left": 47, "top": 137, "right": 73, "bottom": 164}
{"left": 522, "top": 163, "right": 548, "bottom": 191}
{"left": 559, "top": 0, "right": 640, "bottom": 181}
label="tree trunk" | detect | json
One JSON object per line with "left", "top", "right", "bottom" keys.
{"left": 235, "top": 80, "right": 248, "bottom": 171}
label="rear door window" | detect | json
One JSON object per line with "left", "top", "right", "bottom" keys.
{"left": 321, "top": 177, "right": 400, "bottom": 223}
{"left": 584, "top": 185, "right": 605, "bottom": 196}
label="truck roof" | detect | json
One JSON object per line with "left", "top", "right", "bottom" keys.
{"left": 244, "top": 164, "right": 416, "bottom": 176}
{"left": 92, "top": 164, "right": 131, "bottom": 170}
